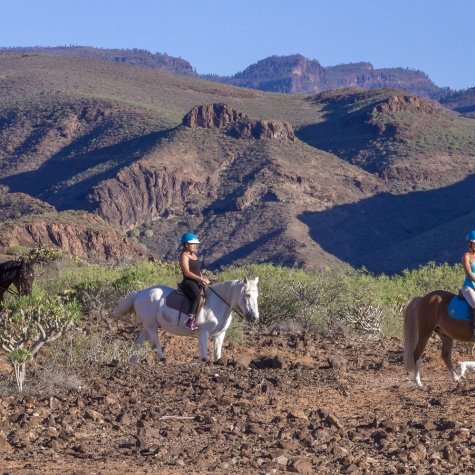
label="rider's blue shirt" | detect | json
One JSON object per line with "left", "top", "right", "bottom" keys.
{"left": 463, "top": 261, "right": 475, "bottom": 289}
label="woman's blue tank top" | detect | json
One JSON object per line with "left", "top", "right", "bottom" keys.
{"left": 463, "top": 261, "right": 475, "bottom": 289}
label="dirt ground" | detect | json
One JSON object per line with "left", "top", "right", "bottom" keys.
{"left": 2, "top": 328, "right": 475, "bottom": 475}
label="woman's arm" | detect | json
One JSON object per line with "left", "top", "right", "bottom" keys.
{"left": 462, "top": 253, "right": 475, "bottom": 283}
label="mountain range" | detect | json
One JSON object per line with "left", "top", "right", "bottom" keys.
{"left": 1, "top": 49, "right": 475, "bottom": 272}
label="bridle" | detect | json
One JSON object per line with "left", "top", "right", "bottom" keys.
{"left": 206, "top": 284, "right": 246, "bottom": 319}
{"left": 0, "top": 284, "right": 20, "bottom": 297}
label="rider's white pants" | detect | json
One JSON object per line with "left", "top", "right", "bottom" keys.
{"left": 461, "top": 287, "right": 475, "bottom": 308}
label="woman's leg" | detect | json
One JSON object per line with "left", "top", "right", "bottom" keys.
{"left": 462, "top": 287, "right": 475, "bottom": 307}
{"left": 181, "top": 279, "right": 201, "bottom": 315}
{"left": 461, "top": 287, "right": 475, "bottom": 335}
{"left": 181, "top": 280, "right": 201, "bottom": 329}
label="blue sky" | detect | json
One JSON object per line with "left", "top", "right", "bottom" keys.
{"left": 1, "top": 0, "right": 473, "bottom": 90}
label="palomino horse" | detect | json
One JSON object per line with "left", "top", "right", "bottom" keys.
{"left": 0, "top": 260, "right": 34, "bottom": 303}
{"left": 113, "top": 278, "right": 259, "bottom": 362}
{"left": 403, "top": 290, "right": 472, "bottom": 388}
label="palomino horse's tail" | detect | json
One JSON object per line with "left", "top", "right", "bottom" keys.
{"left": 113, "top": 291, "right": 138, "bottom": 318}
{"left": 403, "top": 296, "right": 422, "bottom": 373}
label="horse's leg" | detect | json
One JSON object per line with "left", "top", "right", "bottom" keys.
{"left": 213, "top": 332, "right": 226, "bottom": 362}
{"left": 129, "top": 330, "right": 148, "bottom": 364}
{"left": 199, "top": 330, "right": 209, "bottom": 362}
{"left": 439, "top": 333, "right": 459, "bottom": 382}
{"left": 145, "top": 325, "right": 165, "bottom": 361}
{"left": 413, "top": 326, "right": 433, "bottom": 389}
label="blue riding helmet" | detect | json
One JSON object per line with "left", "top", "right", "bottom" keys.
{"left": 467, "top": 230, "right": 475, "bottom": 242}
{"left": 181, "top": 232, "right": 200, "bottom": 244}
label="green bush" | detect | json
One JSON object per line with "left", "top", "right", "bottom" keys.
{"left": 32, "top": 258, "right": 466, "bottom": 339}
{"left": 218, "top": 262, "right": 464, "bottom": 337}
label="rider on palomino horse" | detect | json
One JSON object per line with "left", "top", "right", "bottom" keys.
{"left": 179, "top": 232, "right": 210, "bottom": 331}
{"left": 461, "top": 230, "right": 475, "bottom": 336}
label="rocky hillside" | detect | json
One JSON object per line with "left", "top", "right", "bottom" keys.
{"left": 0, "top": 46, "right": 196, "bottom": 76}
{"left": 206, "top": 54, "right": 444, "bottom": 98}
{"left": 0, "top": 210, "right": 149, "bottom": 263}
{"left": 1, "top": 54, "right": 475, "bottom": 272}
{"left": 87, "top": 103, "right": 385, "bottom": 268}
{"left": 440, "top": 87, "right": 475, "bottom": 118}
{"left": 296, "top": 89, "right": 475, "bottom": 192}
{"left": 1, "top": 47, "right": 450, "bottom": 99}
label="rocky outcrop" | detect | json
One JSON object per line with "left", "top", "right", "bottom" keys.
{"left": 372, "top": 95, "right": 442, "bottom": 115}
{"left": 0, "top": 212, "right": 148, "bottom": 263}
{"left": 182, "top": 104, "right": 247, "bottom": 129}
{"left": 0, "top": 187, "right": 55, "bottom": 221}
{"left": 183, "top": 103, "right": 295, "bottom": 140}
{"left": 89, "top": 162, "right": 209, "bottom": 229}
{"left": 212, "top": 55, "right": 442, "bottom": 98}
{"left": 230, "top": 119, "right": 295, "bottom": 140}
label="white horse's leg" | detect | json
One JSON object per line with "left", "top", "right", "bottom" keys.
{"left": 129, "top": 330, "right": 148, "bottom": 364}
{"left": 213, "top": 332, "right": 226, "bottom": 362}
{"left": 199, "top": 330, "right": 209, "bottom": 361}
{"left": 414, "top": 359, "right": 424, "bottom": 388}
{"left": 145, "top": 325, "right": 165, "bottom": 361}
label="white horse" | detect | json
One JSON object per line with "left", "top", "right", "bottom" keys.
{"left": 113, "top": 278, "right": 259, "bottom": 362}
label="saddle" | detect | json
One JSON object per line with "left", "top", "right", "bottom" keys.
{"left": 164, "top": 283, "right": 206, "bottom": 316}
{"left": 448, "top": 292, "right": 475, "bottom": 321}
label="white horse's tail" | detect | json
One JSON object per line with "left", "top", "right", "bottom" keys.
{"left": 113, "top": 291, "right": 138, "bottom": 318}
{"left": 403, "top": 296, "right": 422, "bottom": 373}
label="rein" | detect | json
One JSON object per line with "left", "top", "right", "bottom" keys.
{"left": 206, "top": 284, "right": 245, "bottom": 319}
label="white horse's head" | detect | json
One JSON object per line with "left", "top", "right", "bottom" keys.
{"left": 238, "top": 277, "right": 259, "bottom": 323}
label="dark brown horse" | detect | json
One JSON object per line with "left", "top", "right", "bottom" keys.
{"left": 0, "top": 260, "right": 34, "bottom": 302}
{"left": 403, "top": 290, "right": 472, "bottom": 388}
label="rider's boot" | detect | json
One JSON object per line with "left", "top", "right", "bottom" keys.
{"left": 185, "top": 314, "right": 198, "bottom": 331}
{"left": 471, "top": 307, "right": 475, "bottom": 338}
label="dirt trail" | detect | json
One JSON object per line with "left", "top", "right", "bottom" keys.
{"left": 2, "top": 331, "right": 475, "bottom": 474}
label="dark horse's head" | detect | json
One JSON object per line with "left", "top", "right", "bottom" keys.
{"left": 0, "top": 260, "right": 34, "bottom": 299}
{"left": 16, "top": 260, "right": 34, "bottom": 296}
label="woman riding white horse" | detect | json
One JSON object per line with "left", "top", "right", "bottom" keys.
{"left": 178, "top": 232, "right": 210, "bottom": 331}
{"left": 113, "top": 276, "right": 259, "bottom": 362}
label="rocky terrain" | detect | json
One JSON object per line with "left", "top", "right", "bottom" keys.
{"left": 2, "top": 326, "right": 475, "bottom": 474}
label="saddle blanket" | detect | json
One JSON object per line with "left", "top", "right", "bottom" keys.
{"left": 165, "top": 289, "right": 191, "bottom": 313}
{"left": 448, "top": 295, "right": 472, "bottom": 321}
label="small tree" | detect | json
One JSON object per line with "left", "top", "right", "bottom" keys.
{"left": 15, "top": 245, "right": 63, "bottom": 265}
{"left": 0, "top": 296, "right": 81, "bottom": 394}
{"left": 7, "top": 348, "right": 31, "bottom": 394}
